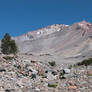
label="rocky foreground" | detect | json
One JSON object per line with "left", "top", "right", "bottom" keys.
{"left": 0, "top": 54, "right": 92, "bottom": 92}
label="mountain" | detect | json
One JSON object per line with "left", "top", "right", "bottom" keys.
{"left": 11, "top": 20, "right": 92, "bottom": 64}
{"left": 0, "top": 21, "right": 92, "bottom": 92}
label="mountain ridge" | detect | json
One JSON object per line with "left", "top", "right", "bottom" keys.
{"left": 1, "top": 20, "right": 92, "bottom": 64}
{"left": 14, "top": 20, "right": 92, "bottom": 54}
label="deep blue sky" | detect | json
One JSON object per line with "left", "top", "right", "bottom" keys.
{"left": 0, "top": 0, "right": 92, "bottom": 38}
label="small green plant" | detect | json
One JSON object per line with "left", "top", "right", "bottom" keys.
{"left": 48, "top": 83, "right": 57, "bottom": 88}
{"left": 76, "top": 58, "right": 92, "bottom": 66}
{"left": 48, "top": 61, "right": 56, "bottom": 66}
{"left": 5, "top": 89, "right": 11, "bottom": 92}
{"left": 88, "top": 73, "right": 92, "bottom": 76}
{"left": 59, "top": 71, "right": 65, "bottom": 76}
{"left": 14, "top": 65, "right": 21, "bottom": 69}
{"left": 59, "top": 70, "right": 66, "bottom": 79}
{"left": 31, "top": 74, "right": 36, "bottom": 79}
{"left": 68, "top": 65, "right": 72, "bottom": 69}
{"left": 3, "top": 56, "right": 14, "bottom": 60}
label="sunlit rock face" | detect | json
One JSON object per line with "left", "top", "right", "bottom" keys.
{"left": 14, "top": 24, "right": 69, "bottom": 42}
{"left": 1, "top": 21, "right": 92, "bottom": 64}
{"left": 14, "top": 21, "right": 92, "bottom": 56}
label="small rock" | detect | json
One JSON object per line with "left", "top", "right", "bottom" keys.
{"left": 68, "top": 85, "right": 77, "bottom": 90}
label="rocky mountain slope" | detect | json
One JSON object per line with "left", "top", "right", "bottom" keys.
{"left": 0, "top": 21, "right": 92, "bottom": 92}
{"left": 13, "top": 21, "right": 92, "bottom": 64}
{"left": 0, "top": 53, "right": 92, "bottom": 92}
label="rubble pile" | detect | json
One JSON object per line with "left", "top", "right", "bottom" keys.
{"left": 0, "top": 54, "right": 92, "bottom": 92}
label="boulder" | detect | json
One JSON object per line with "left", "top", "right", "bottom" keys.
{"left": 47, "top": 72, "right": 57, "bottom": 80}
{"left": 63, "top": 69, "right": 71, "bottom": 74}
{"left": 35, "top": 87, "right": 40, "bottom": 92}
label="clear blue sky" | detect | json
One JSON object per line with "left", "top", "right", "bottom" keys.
{"left": 0, "top": 0, "right": 92, "bottom": 38}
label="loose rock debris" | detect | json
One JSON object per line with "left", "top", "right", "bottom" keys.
{"left": 0, "top": 54, "right": 91, "bottom": 92}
